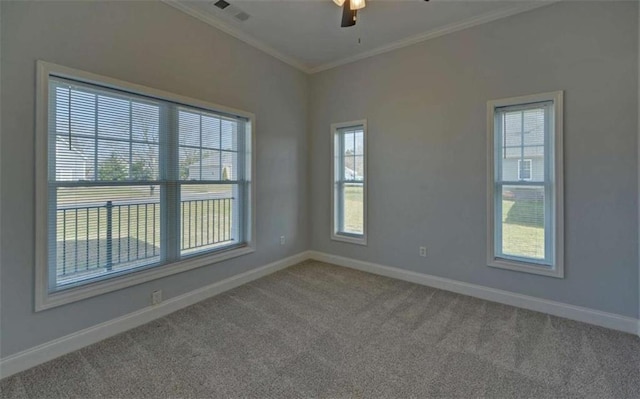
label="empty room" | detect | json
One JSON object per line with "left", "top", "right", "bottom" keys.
{"left": 0, "top": 0, "right": 639, "bottom": 397}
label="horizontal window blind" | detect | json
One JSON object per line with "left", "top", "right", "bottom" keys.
{"left": 48, "top": 76, "right": 249, "bottom": 291}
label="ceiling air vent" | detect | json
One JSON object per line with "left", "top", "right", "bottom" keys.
{"left": 211, "top": 0, "right": 251, "bottom": 23}
{"left": 214, "top": 0, "right": 230, "bottom": 10}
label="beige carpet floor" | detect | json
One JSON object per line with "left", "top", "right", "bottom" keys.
{"left": 1, "top": 260, "right": 639, "bottom": 398}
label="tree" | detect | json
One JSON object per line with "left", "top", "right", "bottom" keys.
{"left": 98, "top": 153, "right": 127, "bottom": 181}
{"left": 132, "top": 113, "right": 159, "bottom": 194}
{"left": 130, "top": 159, "right": 153, "bottom": 181}
{"left": 180, "top": 149, "right": 200, "bottom": 180}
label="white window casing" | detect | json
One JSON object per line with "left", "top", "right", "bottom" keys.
{"left": 330, "top": 120, "right": 367, "bottom": 245}
{"left": 487, "top": 91, "right": 564, "bottom": 278}
{"left": 35, "top": 61, "right": 256, "bottom": 310}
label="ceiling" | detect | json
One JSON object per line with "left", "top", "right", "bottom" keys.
{"left": 165, "top": 0, "right": 552, "bottom": 73}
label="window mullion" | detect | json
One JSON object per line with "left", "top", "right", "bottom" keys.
{"left": 161, "top": 103, "right": 179, "bottom": 263}
{"left": 338, "top": 133, "right": 345, "bottom": 232}
{"left": 233, "top": 120, "right": 245, "bottom": 243}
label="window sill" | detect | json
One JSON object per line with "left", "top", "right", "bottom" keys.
{"left": 36, "top": 244, "right": 255, "bottom": 311}
{"left": 331, "top": 233, "right": 367, "bottom": 246}
{"left": 488, "top": 257, "right": 563, "bottom": 278}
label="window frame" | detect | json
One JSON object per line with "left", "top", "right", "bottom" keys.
{"left": 486, "top": 91, "right": 564, "bottom": 278}
{"left": 35, "top": 61, "right": 256, "bottom": 311}
{"left": 517, "top": 159, "right": 533, "bottom": 181}
{"left": 330, "top": 120, "right": 367, "bottom": 246}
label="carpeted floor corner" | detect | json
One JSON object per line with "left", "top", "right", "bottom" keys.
{"left": 1, "top": 260, "right": 639, "bottom": 398}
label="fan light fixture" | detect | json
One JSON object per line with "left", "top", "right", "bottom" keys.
{"left": 333, "top": 0, "right": 366, "bottom": 10}
{"left": 333, "top": 0, "right": 428, "bottom": 28}
{"left": 333, "top": 0, "right": 364, "bottom": 27}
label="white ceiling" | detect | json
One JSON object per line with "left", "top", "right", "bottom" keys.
{"left": 165, "top": 0, "right": 552, "bottom": 73}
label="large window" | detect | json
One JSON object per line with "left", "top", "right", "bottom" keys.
{"left": 36, "top": 62, "right": 254, "bottom": 310}
{"left": 331, "top": 121, "right": 367, "bottom": 245}
{"left": 487, "top": 91, "right": 563, "bottom": 278}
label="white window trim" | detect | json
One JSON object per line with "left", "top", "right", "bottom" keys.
{"left": 486, "top": 91, "right": 564, "bottom": 278}
{"left": 330, "top": 120, "right": 367, "bottom": 246}
{"left": 518, "top": 159, "right": 533, "bottom": 181}
{"left": 35, "top": 61, "right": 256, "bottom": 311}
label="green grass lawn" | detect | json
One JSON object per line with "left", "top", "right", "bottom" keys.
{"left": 56, "top": 187, "right": 235, "bottom": 277}
{"left": 343, "top": 184, "right": 364, "bottom": 234}
{"left": 502, "top": 200, "right": 545, "bottom": 259}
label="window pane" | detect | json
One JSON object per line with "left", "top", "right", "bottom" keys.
{"left": 69, "top": 90, "right": 96, "bottom": 137}
{"left": 202, "top": 115, "right": 221, "bottom": 149}
{"left": 54, "top": 186, "right": 161, "bottom": 289}
{"left": 354, "top": 155, "right": 364, "bottom": 181}
{"left": 180, "top": 147, "right": 201, "bottom": 180}
{"left": 56, "top": 136, "right": 94, "bottom": 181}
{"left": 97, "top": 141, "right": 129, "bottom": 181}
{"left": 344, "top": 155, "right": 356, "bottom": 180}
{"left": 132, "top": 102, "right": 160, "bottom": 142}
{"left": 180, "top": 184, "right": 237, "bottom": 257}
{"left": 354, "top": 131, "right": 364, "bottom": 155}
{"left": 179, "top": 110, "right": 239, "bottom": 181}
{"left": 221, "top": 151, "right": 237, "bottom": 180}
{"left": 342, "top": 183, "right": 363, "bottom": 234}
{"left": 344, "top": 132, "right": 355, "bottom": 156}
{"left": 500, "top": 185, "right": 545, "bottom": 260}
{"left": 97, "top": 96, "right": 130, "bottom": 140}
{"left": 178, "top": 110, "right": 201, "bottom": 147}
{"left": 131, "top": 143, "right": 159, "bottom": 181}
{"left": 221, "top": 119, "right": 236, "bottom": 151}
{"left": 499, "top": 108, "right": 545, "bottom": 182}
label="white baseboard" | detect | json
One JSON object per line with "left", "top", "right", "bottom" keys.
{"left": 0, "top": 251, "right": 311, "bottom": 380}
{"left": 308, "top": 251, "right": 640, "bottom": 336}
{"left": 2, "top": 249, "right": 638, "bottom": 380}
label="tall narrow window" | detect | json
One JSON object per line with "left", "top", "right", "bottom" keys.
{"left": 36, "top": 62, "right": 254, "bottom": 310}
{"left": 487, "top": 92, "right": 563, "bottom": 278}
{"left": 331, "top": 121, "right": 367, "bottom": 245}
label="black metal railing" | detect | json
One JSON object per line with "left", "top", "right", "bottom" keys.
{"left": 181, "top": 198, "right": 234, "bottom": 252}
{"left": 56, "top": 197, "right": 234, "bottom": 279}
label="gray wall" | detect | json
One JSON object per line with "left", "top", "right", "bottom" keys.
{"left": 310, "top": 2, "right": 639, "bottom": 318}
{"left": 0, "top": 1, "right": 309, "bottom": 357}
{"left": 1, "top": 0, "right": 638, "bottom": 361}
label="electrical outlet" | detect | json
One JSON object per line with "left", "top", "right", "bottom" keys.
{"left": 419, "top": 246, "right": 427, "bottom": 257}
{"left": 151, "top": 290, "right": 162, "bottom": 305}
{"left": 280, "top": 235, "right": 286, "bottom": 245}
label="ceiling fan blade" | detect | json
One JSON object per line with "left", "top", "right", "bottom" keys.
{"left": 341, "top": 0, "right": 357, "bottom": 27}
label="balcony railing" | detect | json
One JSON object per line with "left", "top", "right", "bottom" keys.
{"left": 56, "top": 197, "right": 234, "bottom": 280}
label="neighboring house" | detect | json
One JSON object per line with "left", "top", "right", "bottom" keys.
{"left": 500, "top": 109, "right": 545, "bottom": 182}
{"left": 188, "top": 157, "right": 233, "bottom": 180}
{"left": 55, "top": 137, "right": 88, "bottom": 181}
{"left": 343, "top": 166, "right": 363, "bottom": 181}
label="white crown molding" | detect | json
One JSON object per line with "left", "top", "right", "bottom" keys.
{"left": 161, "top": 0, "right": 313, "bottom": 74}
{"left": 163, "top": 0, "right": 558, "bottom": 75}
{"left": 309, "top": 1, "right": 558, "bottom": 74}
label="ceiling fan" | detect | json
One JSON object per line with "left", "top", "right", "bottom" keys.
{"left": 333, "top": 0, "right": 429, "bottom": 28}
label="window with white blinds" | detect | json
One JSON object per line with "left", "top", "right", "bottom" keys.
{"left": 487, "top": 92, "right": 563, "bottom": 278}
{"left": 36, "top": 62, "right": 254, "bottom": 308}
{"left": 331, "top": 121, "right": 367, "bottom": 245}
